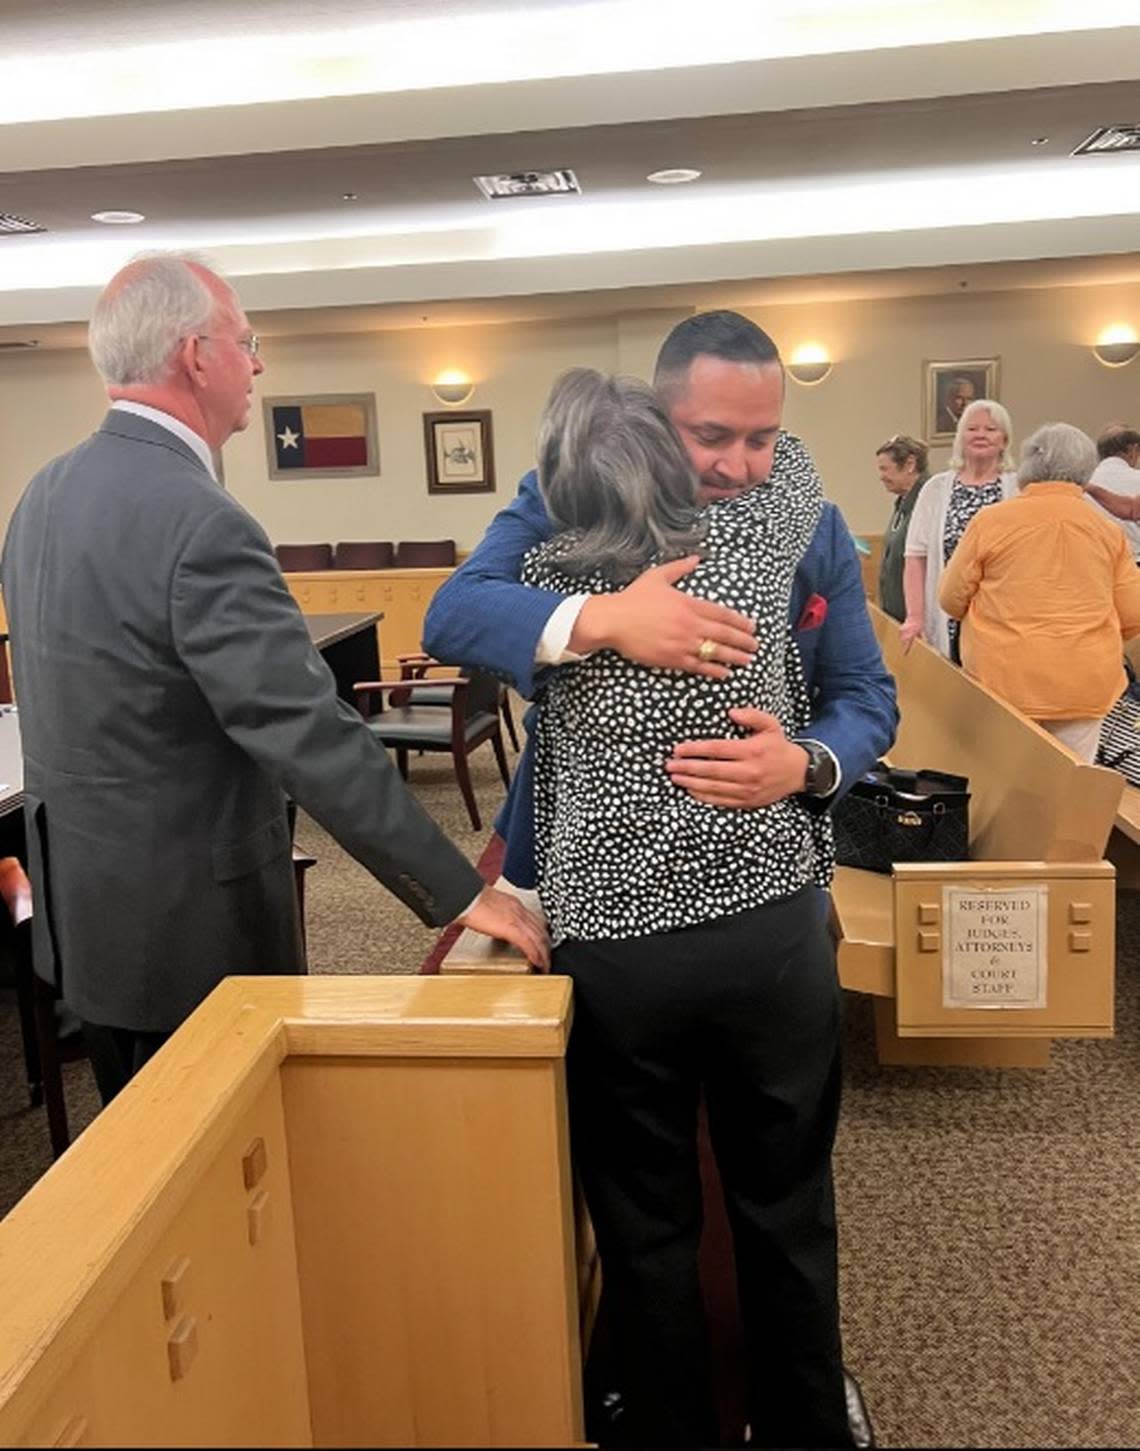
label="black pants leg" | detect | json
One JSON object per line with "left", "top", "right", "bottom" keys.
{"left": 561, "top": 938, "right": 717, "bottom": 1448}
{"left": 557, "top": 887, "right": 850, "bottom": 1450}
{"left": 80, "top": 1019, "right": 171, "bottom": 1106}
{"left": 701, "top": 891, "right": 849, "bottom": 1448}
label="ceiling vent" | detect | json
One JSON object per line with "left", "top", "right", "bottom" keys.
{"left": 474, "top": 168, "right": 580, "bottom": 200}
{"left": 0, "top": 340, "right": 41, "bottom": 350}
{"left": 0, "top": 213, "right": 46, "bottom": 235}
{"left": 1072, "top": 125, "right": 1140, "bottom": 156}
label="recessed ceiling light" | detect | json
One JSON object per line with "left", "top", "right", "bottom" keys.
{"left": 341, "top": 192, "right": 358, "bottom": 201}
{"left": 91, "top": 210, "right": 146, "bottom": 225}
{"left": 1030, "top": 136, "right": 1050, "bottom": 146}
{"left": 647, "top": 168, "right": 702, "bottom": 185}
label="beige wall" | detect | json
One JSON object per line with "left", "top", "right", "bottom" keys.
{"left": 771, "top": 279, "right": 1140, "bottom": 531}
{"left": 2, "top": 279, "right": 1138, "bottom": 545}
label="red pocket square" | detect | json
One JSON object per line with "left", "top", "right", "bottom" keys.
{"left": 796, "top": 593, "right": 828, "bottom": 631}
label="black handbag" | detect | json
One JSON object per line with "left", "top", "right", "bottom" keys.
{"left": 831, "top": 763, "right": 970, "bottom": 875}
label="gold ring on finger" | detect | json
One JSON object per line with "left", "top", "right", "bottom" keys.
{"left": 697, "top": 638, "right": 717, "bottom": 662}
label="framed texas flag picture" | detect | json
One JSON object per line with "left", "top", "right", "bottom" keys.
{"left": 262, "top": 393, "right": 379, "bottom": 479}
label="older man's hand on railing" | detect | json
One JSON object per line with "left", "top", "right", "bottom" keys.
{"left": 457, "top": 885, "right": 551, "bottom": 971}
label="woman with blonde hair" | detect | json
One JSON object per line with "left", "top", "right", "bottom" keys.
{"left": 940, "top": 422, "right": 1140, "bottom": 761}
{"left": 901, "top": 398, "right": 1018, "bottom": 658}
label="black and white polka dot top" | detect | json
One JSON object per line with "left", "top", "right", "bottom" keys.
{"left": 522, "top": 437, "right": 835, "bottom": 945}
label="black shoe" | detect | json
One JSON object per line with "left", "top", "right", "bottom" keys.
{"left": 844, "top": 1368, "right": 875, "bottom": 1449}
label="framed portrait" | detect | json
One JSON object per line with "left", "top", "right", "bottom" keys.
{"left": 262, "top": 393, "right": 379, "bottom": 479}
{"left": 423, "top": 410, "right": 495, "bottom": 494}
{"left": 923, "top": 359, "right": 1000, "bottom": 443}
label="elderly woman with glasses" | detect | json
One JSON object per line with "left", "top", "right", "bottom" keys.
{"left": 901, "top": 399, "right": 1018, "bottom": 658}
{"left": 939, "top": 422, "right": 1140, "bottom": 761}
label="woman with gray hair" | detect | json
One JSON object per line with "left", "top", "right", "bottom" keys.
{"left": 522, "top": 367, "right": 832, "bottom": 941}
{"left": 901, "top": 398, "right": 1018, "bottom": 658}
{"left": 939, "top": 422, "right": 1140, "bottom": 760}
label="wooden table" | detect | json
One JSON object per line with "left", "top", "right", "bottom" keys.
{"left": 304, "top": 612, "right": 382, "bottom": 705}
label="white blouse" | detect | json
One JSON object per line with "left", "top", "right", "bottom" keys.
{"left": 904, "top": 468, "right": 1018, "bottom": 657}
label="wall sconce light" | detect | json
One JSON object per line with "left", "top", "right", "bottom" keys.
{"left": 787, "top": 342, "right": 833, "bottom": 386}
{"left": 430, "top": 369, "right": 475, "bottom": 405}
{"left": 1093, "top": 324, "right": 1140, "bottom": 368}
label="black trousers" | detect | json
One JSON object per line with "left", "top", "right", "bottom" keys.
{"left": 556, "top": 887, "right": 850, "bottom": 1449}
{"left": 80, "top": 1019, "right": 171, "bottom": 1106}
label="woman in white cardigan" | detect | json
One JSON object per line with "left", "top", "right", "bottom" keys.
{"left": 901, "top": 399, "right": 1018, "bottom": 658}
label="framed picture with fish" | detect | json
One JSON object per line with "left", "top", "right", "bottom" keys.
{"left": 423, "top": 410, "right": 495, "bottom": 494}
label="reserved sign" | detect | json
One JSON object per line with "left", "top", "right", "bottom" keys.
{"left": 942, "top": 885, "right": 1048, "bottom": 1010}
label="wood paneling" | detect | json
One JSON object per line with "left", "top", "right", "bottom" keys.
{"left": 0, "top": 976, "right": 584, "bottom": 1449}
{"left": 284, "top": 568, "right": 453, "bottom": 675}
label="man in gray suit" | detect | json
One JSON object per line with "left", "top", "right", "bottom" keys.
{"left": 1, "top": 252, "right": 548, "bottom": 1103}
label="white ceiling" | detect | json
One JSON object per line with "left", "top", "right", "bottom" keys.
{"left": 1, "top": 1, "right": 1139, "bottom": 336}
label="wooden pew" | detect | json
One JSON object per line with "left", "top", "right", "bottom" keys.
{"left": 0, "top": 977, "right": 586, "bottom": 1448}
{"left": 1108, "top": 782, "right": 1140, "bottom": 888}
{"left": 854, "top": 603, "right": 1121, "bottom": 1066}
{"left": 445, "top": 604, "right": 1122, "bottom": 1071}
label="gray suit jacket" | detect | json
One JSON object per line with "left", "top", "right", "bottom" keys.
{"left": 1, "top": 411, "right": 482, "bottom": 1031}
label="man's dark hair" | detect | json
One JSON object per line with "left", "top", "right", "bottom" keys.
{"left": 654, "top": 310, "right": 781, "bottom": 398}
{"left": 1096, "top": 425, "right": 1140, "bottom": 460}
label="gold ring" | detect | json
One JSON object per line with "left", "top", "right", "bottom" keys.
{"left": 697, "top": 638, "right": 717, "bottom": 662}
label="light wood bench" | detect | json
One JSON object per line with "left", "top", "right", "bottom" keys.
{"left": 445, "top": 604, "right": 1123, "bottom": 1068}
{"left": 1107, "top": 782, "right": 1140, "bottom": 888}
{"left": 853, "top": 604, "right": 1122, "bottom": 1065}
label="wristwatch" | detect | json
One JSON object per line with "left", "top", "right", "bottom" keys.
{"left": 800, "top": 739, "right": 838, "bottom": 798}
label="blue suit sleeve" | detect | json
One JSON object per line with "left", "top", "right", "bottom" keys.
{"left": 795, "top": 506, "right": 898, "bottom": 797}
{"left": 422, "top": 471, "right": 566, "bottom": 698}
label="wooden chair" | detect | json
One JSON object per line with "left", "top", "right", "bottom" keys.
{"left": 355, "top": 671, "right": 510, "bottom": 830}
{"left": 275, "top": 543, "right": 333, "bottom": 571}
{"left": 394, "top": 539, "right": 457, "bottom": 568}
{"left": 0, "top": 633, "right": 12, "bottom": 705}
{"left": 0, "top": 842, "right": 317, "bottom": 1158}
{"left": 396, "top": 651, "right": 520, "bottom": 751}
{"left": 334, "top": 541, "right": 395, "bottom": 570}
{"left": 0, "top": 856, "right": 77, "bottom": 1159}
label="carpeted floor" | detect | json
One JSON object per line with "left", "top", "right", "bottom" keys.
{"left": 2, "top": 723, "right": 1139, "bottom": 1447}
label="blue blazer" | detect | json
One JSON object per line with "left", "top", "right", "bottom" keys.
{"left": 424, "top": 441, "right": 898, "bottom": 885}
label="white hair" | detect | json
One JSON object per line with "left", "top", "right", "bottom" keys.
{"left": 88, "top": 251, "right": 233, "bottom": 387}
{"left": 949, "top": 398, "right": 1014, "bottom": 471}
{"left": 1018, "top": 423, "right": 1097, "bottom": 488}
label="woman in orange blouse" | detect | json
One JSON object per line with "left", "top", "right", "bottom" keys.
{"left": 940, "top": 422, "right": 1140, "bottom": 762}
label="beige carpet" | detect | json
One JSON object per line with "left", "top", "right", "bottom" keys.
{"left": 2, "top": 726, "right": 1139, "bottom": 1446}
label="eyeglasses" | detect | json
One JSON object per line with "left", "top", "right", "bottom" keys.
{"left": 195, "top": 333, "right": 260, "bottom": 357}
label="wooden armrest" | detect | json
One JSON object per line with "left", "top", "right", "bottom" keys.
{"left": 1114, "top": 784, "right": 1140, "bottom": 845}
{"left": 355, "top": 676, "right": 469, "bottom": 714}
{"left": 830, "top": 866, "right": 894, "bottom": 998}
{"left": 354, "top": 677, "right": 466, "bottom": 692}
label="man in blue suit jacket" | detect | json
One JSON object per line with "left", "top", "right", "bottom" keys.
{"left": 425, "top": 326, "right": 896, "bottom": 889}
{"left": 425, "top": 312, "right": 893, "bottom": 1449}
